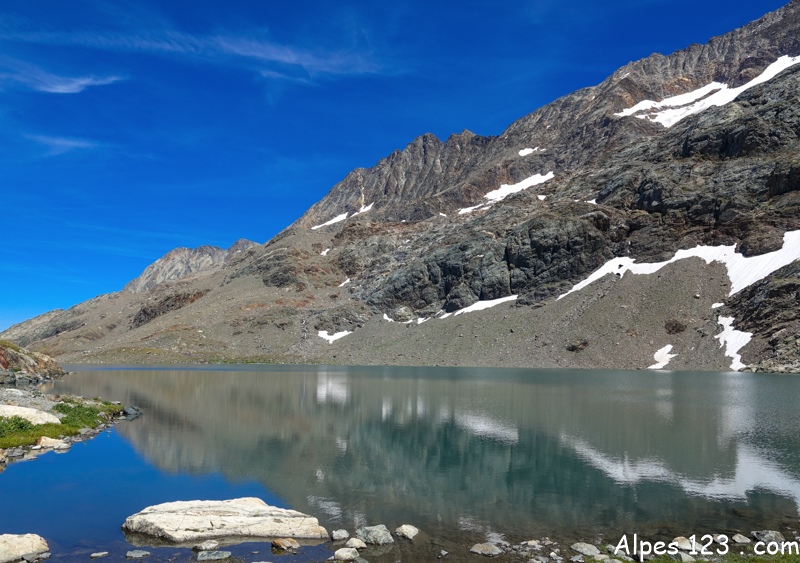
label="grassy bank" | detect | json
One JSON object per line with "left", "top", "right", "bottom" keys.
{"left": 0, "top": 397, "right": 123, "bottom": 449}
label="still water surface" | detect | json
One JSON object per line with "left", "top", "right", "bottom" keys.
{"left": 3, "top": 365, "right": 800, "bottom": 560}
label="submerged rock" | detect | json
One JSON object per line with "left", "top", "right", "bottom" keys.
{"left": 752, "top": 530, "right": 785, "bottom": 543}
{"left": 272, "top": 538, "right": 300, "bottom": 551}
{"left": 0, "top": 535, "right": 49, "bottom": 563}
{"left": 395, "top": 524, "right": 419, "bottom": 539}
{"left": 197, "top": 552, "right": 231, "bottom": 561}
{"left": 122, "top": 497, "right": 328, "bottom": 542}
{"left": 470, "top": 543, "right": 503, "bottom": 556}
{"left": 90, "top": 553, "right": 108, "bottom": 559}
{"left": 125, "top": 551, "right": 150, "bottom": 559}
{"left": 334, "top": 547, "right": 359, "bottom": 561}
{"left": 355, "top": 525, "right": 394, "bottom": 545}
{"left": 345, "top": 538, "right": 366, "bottom": 550}
{"left": 571, "top": 543, "right": 600, "bottom": 557}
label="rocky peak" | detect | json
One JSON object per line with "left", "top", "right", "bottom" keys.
{"left": 123, "top": 239, "right": 258, "bottom": 294}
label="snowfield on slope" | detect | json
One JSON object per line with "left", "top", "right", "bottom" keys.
{"left": 459, "top": 172, "right": 554, "bottom": 214}
{"left": 558, "top": 230, "right": 800, "bottom": 370}
{"left": 615, "top": 55, "right": 800, "bottom": 127}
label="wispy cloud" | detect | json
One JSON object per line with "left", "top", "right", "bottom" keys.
{"left": 25, "top": 134, "right": 98, "bottom": 155}
{"left": 0, "top": 57, "right": 123, "bottom": 93}
{"left": 0, "top": 27, "right": 382, "bottom": 79}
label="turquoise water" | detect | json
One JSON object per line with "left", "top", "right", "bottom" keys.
{"left": 3, "top": 365, "right": 800, "bottom": 561}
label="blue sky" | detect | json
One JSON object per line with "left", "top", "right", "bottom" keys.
{"left": 1, "top": 0, "right": 788, "bottom": 331}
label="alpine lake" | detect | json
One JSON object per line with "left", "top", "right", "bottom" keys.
{"left": 3, "top": 365, "right": 800, "bottom": 563}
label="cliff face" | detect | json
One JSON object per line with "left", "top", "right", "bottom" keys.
{"left": 2, "top": 1, "right": 800, "bottom": 373}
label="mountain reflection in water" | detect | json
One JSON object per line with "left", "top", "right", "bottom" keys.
{"left": 53, "top": 366, "right": 800, "bottom": 540}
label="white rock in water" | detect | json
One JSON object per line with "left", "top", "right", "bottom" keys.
{"left": 0, "top": 406, "right": 60, "bottom": 425}
{"left": 122, "top": 497, "right": 328, "bottom": 542}
{"left": 395, "top": 524, "right": 419, "bottom": 539}
{"left": 571, "top": 543, "right": 601, "bottom": 557}
{"left": 470, "top": 543, "right": 503, "bottom": 556}
{"left": 345, "top": 538, "right": 366, "bottom": 550}
{"left": 90, "top": 553, "right": 109, "bottom": 559}
{"left": 193, "top": 541, "right": 219, "bottom": 551}
{"left": 37, "top": 436, "right": 70, "bottom": 450}
{"left": 732, "top": 534, "right": 751, "bottom": 544}
{"left": 672, "top": 537, "right": 692, "bottom": 551}
{"left": 331, "top": 529, "right": 350, "bottom": 541}
{"left": 334, "top": 547, "right": 359, "bottom": 561}
{"left": 0, "top": 534, "right": 49, "bottom": 563}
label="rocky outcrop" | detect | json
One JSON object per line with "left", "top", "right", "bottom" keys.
{"left": 122, "top": 498, "right": 328, "bottom": 542}
{"left": 0, "top": 405, "right": 60, "bottom": 425}
{"left": 0, "top": 534, "right": 49, "bottom": 563}
{"left": 124, "top": 239, "right": 258, "bottom": 294}
{"left": 0, "top": 340, "right": 65, "bottom": 377}
{"left": 130, "top": 290, "right": 209, "bottom": 329}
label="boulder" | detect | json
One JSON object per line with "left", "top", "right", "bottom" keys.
{"left": 331, "top": 529, "right": 350, "bottom": 541}
{"left": 752, "top": 531, "right": 785, "bottom": 543}
{"left": 355, "top": 525, "right": 394, "bottom": 545}
{"left": 572, "top": 543, "right": 601, "bottom": 557}
{"left": 36, "top": 437, "right": 69, "bottom": 450}
{"left": 122, "top": 498, "right": 328, "bottom": 542}
{"left": 334, "top": 548, "right": 359, "bottom": 561}
{"left": 0, "top": 535, "right": 49, "bottom": 563}
{"left": 193, "top": 541, "right": 219, "bottom": 551}
{"left": 125, "top": 551, "right": 150, "bottom": 559}
{"left": 90, "top": 553, "right": 108, "bottom": 559}
{"left": 345, "top": 538, "right": 366, "bottom": 550}
{"left": 470, "top": 543, "right": 503, "bottom": 556}
{"left": 671, "top": 537, "right": 692, "bottom": 551}
{"left": 272, "top": 538, "right": 300, "bottom": 551}
{"left": 0, "top": 406, "right": 60, "bottom": 425}
{"left": 731, "top": 534, "right": 751, "bottom": 544}
{"left": 395, "top": 524, "right": 419, "bottom": 539}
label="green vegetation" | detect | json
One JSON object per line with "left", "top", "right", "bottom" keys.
{"left": 0, "top": 397, "right": 123, "bottom": 449}
{"left": 0, "top": 339, "right": 23, "bottom": 353}
{"left": 0, "top": 416, "right": 34, "bottom": 438}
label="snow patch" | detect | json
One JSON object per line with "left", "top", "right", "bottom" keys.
{"left": 453, "top": 295, "right": 518, "bottom": 316}
{"left": 458, "top": 203, "right": 491, "bottom": 215}
{"left": 311, "top": 213, "right": 348, "bottom": 230}
{"left": 559, "top": 230, "right": 800, "bottom": 301}
{"left": 648, "top": 345, "right": 677, "bottom": 370}
{"left": 484, "top": 171, "right": 554, "bottom": 204}
{"left": 587, "top": 199, "right": 597, "bottom": 204}
{"left": 615, "top": 55, "right": 800, "bottom": 128}
{"left": 712, "top": 303, "right": 724, "bottom": 309}
{"left": 538, "top": 195, "right": 547, "bottom": 201}
{"left": 715, "top": 316, "right": 752, "bottom": 371}
{"left": 457, "top": 171, "right": 554, "bottom": 214}
{"left": 417, "top": 317, "right": 430, "bottom": 324}
{"left": 439, "top": 212, "right": 447, "bottom": 217}
{"left": 354, "top": 202, "right": 374, "bottom": 215}
{"left": 383, "top": 313, "right": 394, "bottom": 322}
{"left": 519, "top": 148, "right": 535, "bottom": 156}
{"left": 338, "top": 278, "right": 351, "bottom": 287}
{"left": 318, "top": 330, "right": 352, "bottom": 343}
{"left": 320, "top": 248, "right": 330, "bottom": 256}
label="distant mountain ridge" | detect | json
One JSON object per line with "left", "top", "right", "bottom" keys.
{"left": 2, "top": 1, "right": 800, "bottom": 373}
{"left": 123, "top": 239, "right": 259, "bottom": 294}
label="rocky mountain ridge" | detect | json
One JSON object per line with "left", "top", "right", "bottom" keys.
{"left": 123, "top": 239, "right": 258, "bottom": 294}
{"left": 2, "top": 1, "right": 800, "bottom": 373}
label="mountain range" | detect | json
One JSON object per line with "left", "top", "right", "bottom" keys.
{"left": 3, "top": 0, "right": 800, "bottom": 373}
